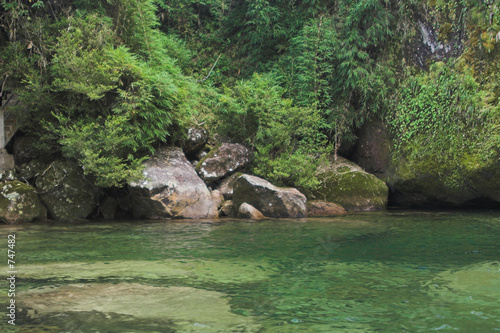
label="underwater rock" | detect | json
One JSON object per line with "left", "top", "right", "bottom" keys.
{"left": 196, "top": 143, "right": 252, "bottom": 184}
{"left": 128, "top": 146, "right": 218, "bottom": 219}
{"left": 426, "top": 262, "right": 500, "bottom": 305}
{"left": 0, "top": 181, "right": 46, "bottom": 223}
{"left": 233, "top": 174, "right": 307, "bottom": 218}
{"left": 35, "top": 160, "right": 97, "bottom": 220}
{"left": 19, "top": 283, "right": 261, "bottom": 332}
{"left": 19, "top": 259, "right": 278, "bottom": 283}
{"left": 237, "top": 202, "right": 265, "bottom": 219}
{"left": 305, "top": 156, "right": 388, "bottom": 211}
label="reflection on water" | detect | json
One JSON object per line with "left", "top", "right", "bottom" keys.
{"left": 0, "top": 211, "right": 499, "bottom": 332}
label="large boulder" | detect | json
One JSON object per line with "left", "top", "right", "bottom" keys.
{"left": 35, "top": 160, "right": 98, "bottom": 220}
{"left": 196, "top": 143, "right": 252, "bottom": 184}
{"left": 353, "top": 120, "right": 392, "bottom": 179}
{"left": 0, "top": 181, "right": 46, "bottom": 224}
{"left": 305, "top": 157, "right": 389, "bottom": 211}
{"left": 181, "top": 127, "right": 209, "bottom": 158}
{"left": 386, "top": 153, "right": 500, "bottom": 207}
{"left": 128, "top": 147, "right": 218, "bottom": 219}
{"left": 232, "top": 174, "right": 307, "bottom": 218}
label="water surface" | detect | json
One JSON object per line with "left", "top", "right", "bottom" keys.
{"left": 1, "top": 210, "right": 499, "bottom": 332}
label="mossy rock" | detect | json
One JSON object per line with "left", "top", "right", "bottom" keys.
{"left": 195, "top": 143, "right": 252, "bottom": 184}
{"left": 0, "top": 181, "right": 47, "bottom": 224}
{"left": 386, "top": 150, "right": 500, "bottom": 207}
{"left": 306, "top": 157, "right": 388, "bottom": 211}
{"left": 35, "top": 160, "right": 98, "bottom": 220}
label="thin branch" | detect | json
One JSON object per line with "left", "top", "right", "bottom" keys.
{"left": 197, "top": 54, "right": 222, "bottom": 83}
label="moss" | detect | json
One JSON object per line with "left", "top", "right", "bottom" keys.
{"left": 388, "top": 146, "right": 500, "bottom": 206}
{"left": 307, "top": 168, "right": 388, "bottom": 211}
{"left": 195, "top": 143, "right": 221, "bottom": 171}
{"left": 0, "top": 181, "right": 47, "bottom": 223}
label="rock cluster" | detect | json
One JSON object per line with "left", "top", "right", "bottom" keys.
{"left": 1, "top": 127, "right": 398, "bottom": 223}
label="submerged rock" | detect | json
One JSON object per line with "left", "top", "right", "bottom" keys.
{"left": 307, "top": 200, "right": 346, "bottom": 217}
{"left": 305, "top": 156, "right": 388, "bottom": 211}
{"left": 35, "top": 160, "right": 97, "bottom": 220}
{"left": 232, "top": 174, "right": 307, "bottom": 218}
{"left": 237, "top": 202, "right": 266, "bottom": 219}
{"left": 0, "top": 181, "right": 46, "bottom": 223}
{"left": 196, "top": 143, "right": 252, "bottom": 183}
{"left": 19, "top": 283, "right": 261, "bottom": 332}
{"left": 128, "top": 147, "right": 218, "bottom": 219}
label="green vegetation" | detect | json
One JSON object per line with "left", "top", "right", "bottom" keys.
{"left": 0, "top": 0, "right": 499, "bottom": 190}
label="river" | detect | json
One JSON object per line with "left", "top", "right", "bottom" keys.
{"left": 1, "top": 210, "right": 499, "bottom": 332}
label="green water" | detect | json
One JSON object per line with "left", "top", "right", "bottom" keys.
{"left": 0, "top": 211, "right": 499, "bottom": 332}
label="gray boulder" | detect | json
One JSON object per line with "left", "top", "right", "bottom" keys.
{"left": 237, "top": 203, "right": 265, "bottom": 219}
{"left": 232, "top": 174, "right": 307, "bottom": 218}
{"left": 35, "top": 160, "right": 98, "bottom": 220}
{"left": 0, "top": 181, "right": 46, "bottom": 224}
{"left": 196, "top": 143, "right": 252, "bottom": 184}
{"left": 128, "top": 147, "right": 218, "bottom": 219}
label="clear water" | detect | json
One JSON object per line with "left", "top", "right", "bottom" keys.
{"left": 0, "top": 210, "right": 499, "bottom": 332}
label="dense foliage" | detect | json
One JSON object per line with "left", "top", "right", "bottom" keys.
{"left": 1, "top": 0, "right": 499, "bottom": 189}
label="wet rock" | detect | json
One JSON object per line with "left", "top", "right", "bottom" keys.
{"left": 196, "top": 143, "right": 252, "bottom": 184}
{"left": 237, "top": 202, "right": 265, "bottom": 219}
{"left": 181, "top": 127, "right": 209, "bottom": 158}
{"left": 128, "top": 147, "right": 218, "bottom": 219}
{"left": 233, "top": 174, "right": 307, "bottom": 218}
{"left": 0, "top": 181, "right": 46, "bottom": 223}
{"left": 307, "top": 200, "right": 346, "bottom": 217}
{"left": 304, "top": 156, "right": 388, "bottom": 211}
{"left": 35, "top": 160, "right": 98, "bottom": 220}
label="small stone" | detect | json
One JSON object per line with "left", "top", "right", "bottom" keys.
{"left": 236, "top": 203, "right": 265, "bottom": 219}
